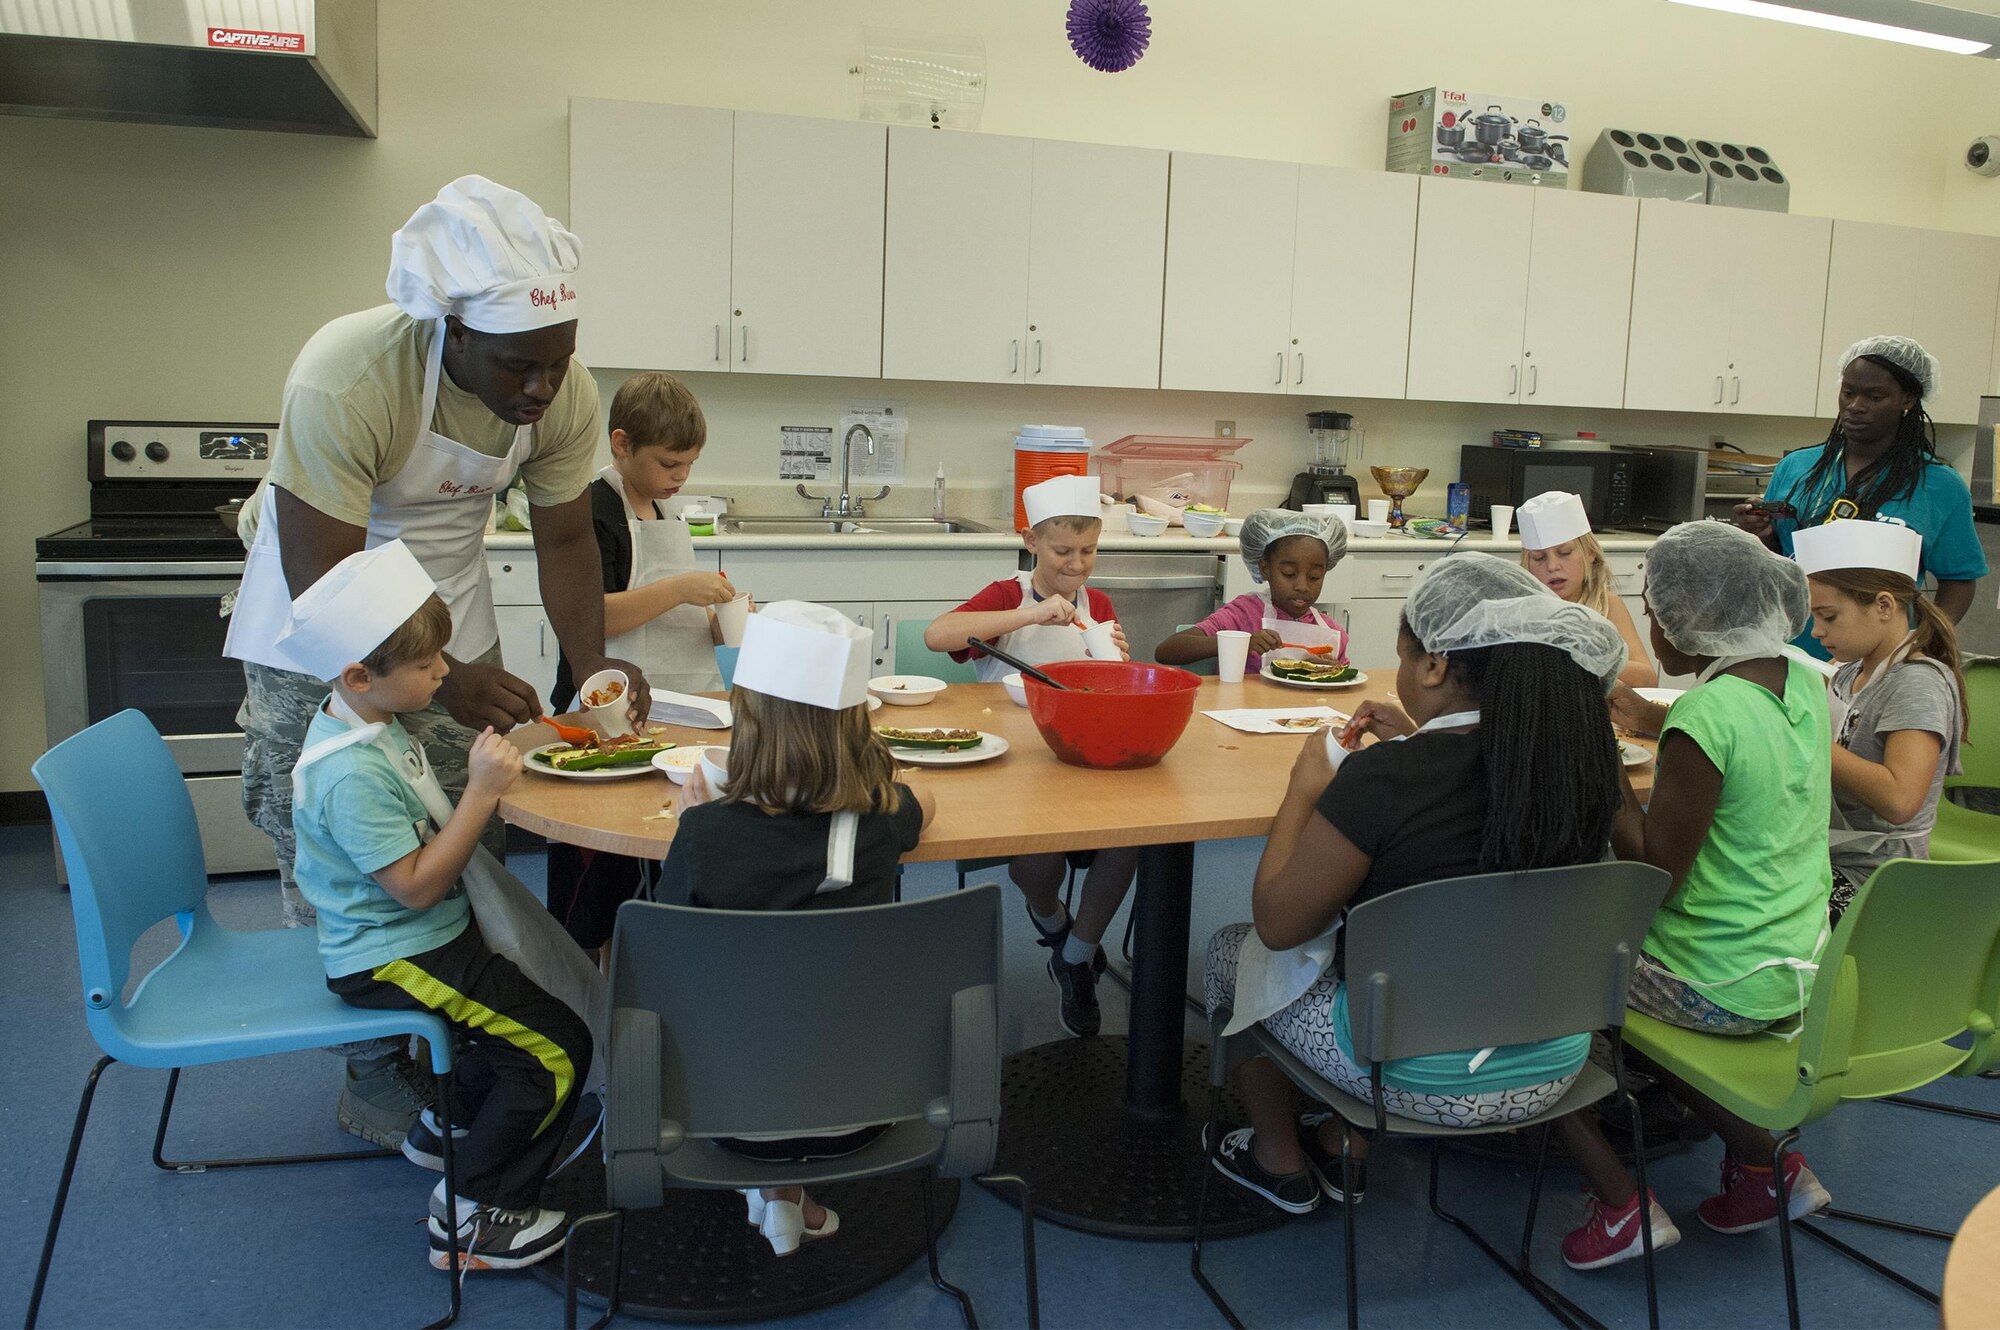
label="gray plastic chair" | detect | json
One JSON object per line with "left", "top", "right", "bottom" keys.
{"left": 564, "top": 883, "right": 1036, "bottom": 1329}
{"left": 1194, "top": 860, "right": 1671, "bottom": 1330}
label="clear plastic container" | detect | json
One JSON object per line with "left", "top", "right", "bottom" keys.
{"left": 1094, "top": 435, "right": 1248, "bottom": 518}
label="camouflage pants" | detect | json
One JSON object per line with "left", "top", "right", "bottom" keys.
{"left": 238, "top": 642, "right": 509, "bottom": 928}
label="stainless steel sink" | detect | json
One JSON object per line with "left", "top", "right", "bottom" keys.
{"left": 715, "top": 515, "right": 998, "bottom": 536}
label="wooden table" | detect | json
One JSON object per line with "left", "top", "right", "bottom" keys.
{"left": 504, "top": 676, "right": 1656, "bottom": 1237}
{"left": 1945, "top": 1182, "right": 2000, "bottom": 1329}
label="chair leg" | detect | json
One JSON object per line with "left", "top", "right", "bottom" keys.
{"left": 1340, "top": 1133, "right": 1360, "bottom": 1330}
{"left": 1188, "top": 1084, "right": 1246, "bottom": 1330}
{"left": 919, "top": 1169, "right": 978, "bottom": 1329}
{"left": 1624, "top": 1085, "right": 1662, "bottom": 1330}
{"left": 26, "top": 1054, "right": 112, "bottom": 1330}
{"left": 974, "top": 1174, "right": 1040, "bottom": 1329}
{"left": 1121, "top": 906, "right": 1136, "bottom": 968}
{"left": 1793, "top": 1218, "right": 1942, "bottom": 1305}
{"left": 152, "top": 1064, "right": 398, "bottom": 1173}
{"left": 1427, "top": 1143, "right": 1596, "bottom": 1330}
{"left": 563, "top": 1209, "right": 625, "bottom": 1330}
{"left": 1883, "top": 1092, "right": 2000, "bottom": 1124}
{"left": 422, "top": 1072, "right": 463, "bottom": 1330}
{"left": 1769, "top": 1131, "right": 1803, "bottom": 1330}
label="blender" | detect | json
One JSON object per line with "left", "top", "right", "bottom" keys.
{"left": 1283, "top": 411, "right": 1365, "bottom": 510}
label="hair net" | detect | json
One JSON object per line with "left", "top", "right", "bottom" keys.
{"left": 1403, "top": 553, "right": 1627, "bottom": 691}
{"left": 1239, "top": 509, "right": 1346, "bottom": 584}
{"left": 1644, "top": 520, "right": 1809, "bottom": 659}
{"left": 1840, "top": 334, "right": 1939, "bottom": 401}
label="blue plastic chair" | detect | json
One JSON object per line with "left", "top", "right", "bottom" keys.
{"left": 28, "top": 711, "right": 464, "bottom": 1330}
{"left": 893, "top": 617, "right": 978, "bottom": 683}
{"left": 714, "top": 645, "right": 739, "bottom": 691}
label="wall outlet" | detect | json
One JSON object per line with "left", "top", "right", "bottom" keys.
{"left": 1215, "top": 420, "right": 1236, "bottom": 438}
{"left": 1708, "top": 435, "right": 1728, "bottom": 447}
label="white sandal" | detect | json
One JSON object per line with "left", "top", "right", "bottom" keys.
{"left": 752, "top": 1194, "right": 839, "bottom": 1256}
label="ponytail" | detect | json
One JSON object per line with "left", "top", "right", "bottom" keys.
{"left": 1811, "top": 567, "right": 1968, "bottom": 741}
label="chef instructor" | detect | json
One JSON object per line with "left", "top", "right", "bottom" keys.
{"left": 224, "top": 176, "right": 648, "bottom": 1147}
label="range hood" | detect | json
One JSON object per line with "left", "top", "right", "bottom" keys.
{"left": 0, "top": 1, "right": 376, "bottom": 137}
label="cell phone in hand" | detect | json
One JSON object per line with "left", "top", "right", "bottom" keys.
{"left": 1745, "top": 500, "right": 1796, "bottom": 519}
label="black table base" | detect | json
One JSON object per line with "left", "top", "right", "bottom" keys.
{"left": 984, "top": 1035, "right": 1287, "bottom": 1239}
{"left": 531, "top": 1151, "right": 959, "bottom": 1322}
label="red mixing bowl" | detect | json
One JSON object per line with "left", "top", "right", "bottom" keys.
{"left": 1023, "top": 661, "right": 1202, "bottom": 770}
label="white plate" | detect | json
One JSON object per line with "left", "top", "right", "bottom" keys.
{"left": 525, "top": 741, "right": 670, "bottom": 781}
{"left": 1260, "top": 659, "right": 1368, "bottom": 690}
{"left": 882, "top": 731, "right": 1010, "bottom": 767}
{"left": 1634, "top": 688, "right": 1685, "bottom": 707}
{"left": 1619, "top": 740, "right": 1654, "bottom": 768}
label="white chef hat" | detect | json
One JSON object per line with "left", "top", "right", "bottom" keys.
{"left": 1516, "top": 491, "right": 1593, "bottom": 549}
{"left": 1792, "top": 518, "right": 1923, "bottom": 583}
{"left": 273, "top": 540, "right": 440, "bottom": 682}
{"left": 1023, "top": 474, "right": 1103, "bottom": 529}
{"left": 733, "top": 601, "right": 873, "bottom": 710}
{"left": 386, "top": 176, "right": 582, "bottom": 333}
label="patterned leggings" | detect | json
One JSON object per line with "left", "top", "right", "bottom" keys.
{"left": 1203, "top": 924, "right": 1578, "bottom": 1129}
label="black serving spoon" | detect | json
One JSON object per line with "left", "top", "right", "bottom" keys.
{"left": 967, "top": 637, "right": 1078, "bottom": 691}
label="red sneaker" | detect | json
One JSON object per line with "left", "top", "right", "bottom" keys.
{"left": 1561, "top": 1189, "right": 1681, "bottom": 1271}
{"left": 1696, "top": 1154, "right": 1832, "bottom": 1235}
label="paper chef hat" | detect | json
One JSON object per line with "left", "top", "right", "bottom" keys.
{"left": 1516, "top": 491, "right": 1593, "bottom": 549}
{"left": 1023, "top": 474, "right": 1103, "bottom": 529}
{"left": 273, "top": 540, "right": 440, "bottom": 682}
{"left": 733, "top": 601, "right": 873, "bottom": 710}
{"left": 386, "top": 175, "right": 582, "bottom": 333}
{"left": 1792, "top": 518, "right": 1923, "bottom": 583}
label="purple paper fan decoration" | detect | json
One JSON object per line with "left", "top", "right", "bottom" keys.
{"left": 1067, "top": 0, "right": 1152, "bottom": 73}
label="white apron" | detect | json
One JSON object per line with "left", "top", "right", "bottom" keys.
{"left": 599, "top": 467, "right": 722, "bottom": 697}
{"left": 225, "top": 319, "right": 533, "bottom": 670}
{"left": 1258, "top": 599, "right": 1344, "bottom": 666}
{"left": 973, "top": 572, "right": 1094, "bottom": 683}
{"left": 292, "top": 698, "right": 609, "bottom": 1088}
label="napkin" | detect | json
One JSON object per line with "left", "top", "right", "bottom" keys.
{"left": 1203, "top": 706, "right": 1348, "bottom": 735}
{"left": 649, "top": 691, "right": 732, "bottom": 730}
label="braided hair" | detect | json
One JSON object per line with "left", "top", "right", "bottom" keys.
{"left": 1414, "top": 632, "right": 1623, "bottom": 872}
{"left": 1793, "top": 355, "right": 1939, "bottom": 525}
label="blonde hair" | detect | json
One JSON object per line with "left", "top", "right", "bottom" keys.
{"left": 1521, "top": 533, "right": 1615, "bottom": 616}
{"left": 362, "top": 594, "right": 451, "bottom": 675}
{"left": 609, "top": 371, "right": 706, "bottom": 453}
{"left": 723, "top": 687, "right": 901, "bottom": 815}
{"left": 1810, "top": 567, "right": 1969, "bottom": 740}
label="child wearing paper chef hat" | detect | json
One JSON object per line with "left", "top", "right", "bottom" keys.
{"left": 922, "top": 472, "right": 1139, "bottom": 1039}
{"left": 660, "top": 600, "right": 936, "bottom": 1257}
{"left": 1796, "top": 518, "right": 1967, "bottom": 922}
{"left": 278, "top": 540, "right": 593, "bottom": 1275}
{"left": 1515, "top": 491, "right": 1657, "bottom": 689}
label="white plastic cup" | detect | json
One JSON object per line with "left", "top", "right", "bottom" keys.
{"left": 1490, "top": 504, "right": 1515, "bottom": 537}
{"left": 1215, "top": 630, "right": 1251, "bottom": 684}
{"left": 1082, "top": 621, "right": 1121, "bottom": 661}
{"left": 578, "top": 668, "right": 635, "bottom": 739}
{"left": 715, "top": 593, "right": 752, "bottom": 648}
{"left": 1366, "top": 499, "right": 1391, "bottom": 523}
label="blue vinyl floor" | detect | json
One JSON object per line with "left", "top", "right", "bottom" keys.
{"left": 2, "top": 823, "right": 1992, "bottom": 1329}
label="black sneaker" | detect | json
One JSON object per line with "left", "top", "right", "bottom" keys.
{"left": 1028, "top": 904, "right": 1107, "bottom": 976}
{"left": 401, "top": 1107, "right": 470, "bottom": 1172}
{"left": 1047, "top": 953, "right": 1102, "bottom": 1037}
{"left": 1203, "top": 1123, "right": 1321, "bottom": 1215}
{"left": 428, "top": 1196, "right": 568, "bottom": 1271}
{"left": 1297, "top": 1111, "right": 1366, "bottom": 1203}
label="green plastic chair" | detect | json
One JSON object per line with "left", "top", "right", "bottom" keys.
{"left": 1924, "top": 660, "right": 2000, "bottom": 861}
{"left": 893, "top": 617, "right": 978, "bottom": 684}
{"left": 1622, "top": 857, "right": 2000, "bottom": 1327}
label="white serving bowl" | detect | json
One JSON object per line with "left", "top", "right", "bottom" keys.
{"left": 698, "top": 746, "right": 730, "bottom": 794}
{"left": 1001, "top": 672, "right": 1029, "bottom": 707}
{"left": 1222, "top": 517, "right": 1245, "bottom": 536}
{"left": 1350, "top": 519, "right": 1391, "bottom": 537}
{"left": 650, "top": 746, "right": 707, "bottom": 786}
{"left": 1182, "top": 510, "right": 1226, "bottom": 537}
{"left": 1126, "top": 513, "right": 1169, "bottom": 537}
{"left": 868, "top": 675, "right": 947, "bottom": 706}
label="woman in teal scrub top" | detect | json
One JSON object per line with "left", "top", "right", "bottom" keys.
{"left": 1735, "top": 335, "right": 1984, "bottom": 657}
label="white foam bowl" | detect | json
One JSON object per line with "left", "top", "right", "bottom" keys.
{"left": 650, "top": 746, "right": 707, "bottom": 786}
{"left": 868, "top": 675, "right": 947, "bottom": 706}
{"left": 1182, "top": 510, "right": 1226, "bottom": 537}
{"left": 1222, "top": 517, "right": 1245, "bottom": 536}
{"left": 1126, "top": 513, "right": 1169, "bottom": 537}
{"left": 1001, "top": 672, "right": 1029, "bottom": 707}
{"left": 1351, "top": 520, "right": 1391, "bottom": 537}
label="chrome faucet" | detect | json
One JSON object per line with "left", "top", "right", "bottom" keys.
{"left": 796, "top": 422, "right": 891, "bottom": 519}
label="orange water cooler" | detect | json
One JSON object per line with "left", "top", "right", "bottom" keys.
{"left": 1012, "top": 426, "right": 1093, "bottom": 530}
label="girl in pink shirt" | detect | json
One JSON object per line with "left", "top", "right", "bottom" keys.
{"left": 1157, "top": 510, "right": 1349, "bottom": 674}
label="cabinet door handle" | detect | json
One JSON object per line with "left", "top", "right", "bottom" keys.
{"left": 1509, "top": 364, "right": 1519, "bottom": 396}
{"left": 1295, "top": 352, "right": 1306, "bottom": 385}
{"left": 1035, "top": 339, "right": 1044, "bottom": 375}
{"left": 1730, "top": 375, "right": 1741, "bottom": 405}
{"left": 739, "top": 326, "right": 749, "bottom": 363}
{"left": 1380, "top": 571, "right": 1415, "bottom": 581}
{"left": 1011, "top": 339, "right": 1020, "bottom": 374}
{"left": 538, "top": 621, "right": 547, "bottom": 657}
{"left": 1714, "top": 375, "right": 1725, "bottom": 404}
{"left": 713, "top": 324, "right": 722, "bottom": 363}
{"left": 1527, "top": 363, "right": 1539, "bottom": 396}
{"left": 1274, "top": 352, "right": 1285, "bottom": 385}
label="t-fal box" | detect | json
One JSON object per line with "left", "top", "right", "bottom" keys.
{"left": 1388, "top": 87, "right": 1571, "bottom": 187}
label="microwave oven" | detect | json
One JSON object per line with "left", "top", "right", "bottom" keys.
{"left": 1459, "top": 445, "right": 1633, "bottom": 531}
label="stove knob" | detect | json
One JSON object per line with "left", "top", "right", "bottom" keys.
{"left": 144, "top": 441, "right": 170, "bottom": 463}
{"left": 109, "top": 440, "right": 135, "bottom": 463}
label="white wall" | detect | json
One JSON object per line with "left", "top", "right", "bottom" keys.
{"left": 7, "top": 0, "right": 2000, "bottom": 790}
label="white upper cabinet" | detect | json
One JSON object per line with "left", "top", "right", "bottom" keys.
{"left": 1289, "top": 166, "right": 1418, "bottom": 399}
{"left": 568, "top": 99, "right": 733, "bottom": 373}
{"left": 1025, "top": 138, "right": 1169, "bottom": 389}
{"left": 1625, "top": 200, "right": 1830, "bottom": 416}
{"left": 1520, "top": 190, "right": 1638, "bottom": 410}
{"left": 730, "top": 112, "right": 886, "bottom": 378}
{"left": 882, "top": 128, "right": 1034, "bottom": 384}
{"left": 1160, "top": 153, "right": 1301, "bottom": 394}
{"left": 1818, "top": 220, "right": 2000, "bottom": 425}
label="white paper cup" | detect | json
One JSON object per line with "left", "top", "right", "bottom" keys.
{"left": 1490, "top": 504, "right": 1515, "bottom": 537}
{"left": 1215, "top": 630, "right": 1251, "bottom": 684}
{"left": 578, "top": 668, "right": 635, "bottom": 739}
{"left": 1082, "top": 621, "right": 1121, "bottom": 660}
{"left": 698, "top": 745, "right": 730, "bottom": 795}
{"left": 1366, "top": 499, "right": 1391, "bottom": 523}
{"left": 1328, "top": 503, "right": 1357, "bottom": 531}
{"left": 714, "top": 593, "right": 751, "bottom": 648}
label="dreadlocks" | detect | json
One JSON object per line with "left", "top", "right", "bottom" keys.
{"left": 1792, "top": 354, "right": 1939, "bottom": 525}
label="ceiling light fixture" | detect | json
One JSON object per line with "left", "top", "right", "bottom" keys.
{"left": 1668, "top": 0, "right": 1993, "bottom": 54}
